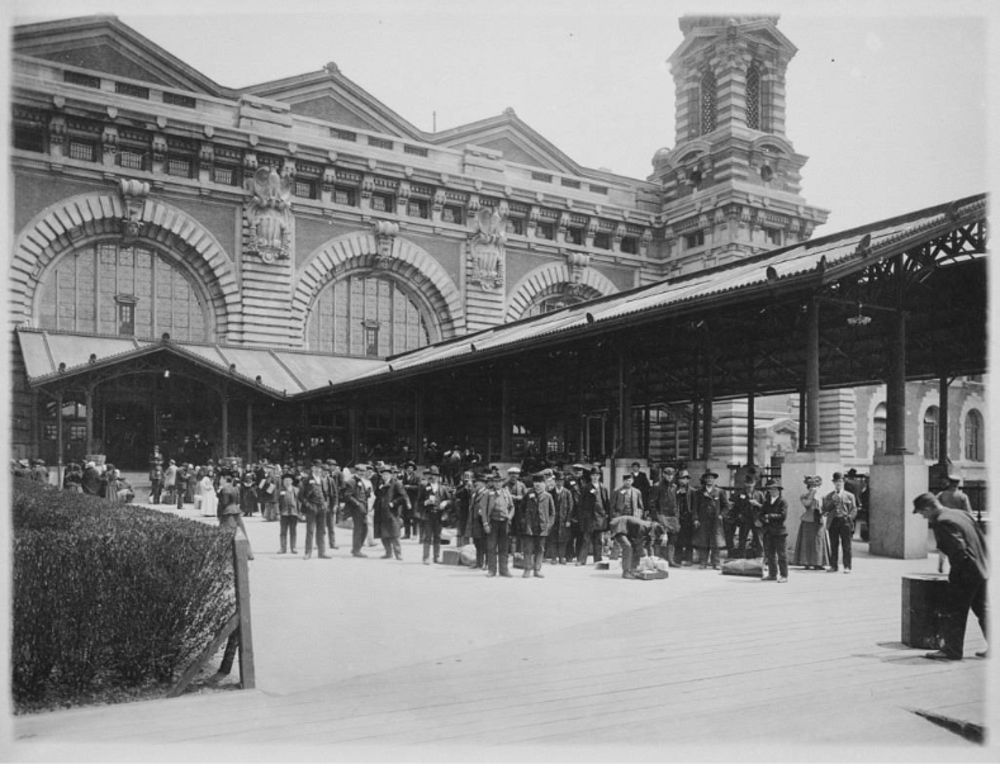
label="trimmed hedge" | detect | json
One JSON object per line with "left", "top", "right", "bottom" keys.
{"left": 12, "top": 478, "right": 236, "bottom": 709}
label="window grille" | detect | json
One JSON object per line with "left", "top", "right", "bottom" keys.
{"left": 565, "top": 227, "right": 583, "bottom": 245}
{"left": 407, "top": 200, "right": 428, "bottom": 219}
{"left": 404, "top": 144, "right": 428, "bottom": 157}
{"left": 368, "top": 136, "right": 394, "bottom": 150}
{"left": 700, "top": 71, "right": 717, "bottom": 134}
{"left": 594, "top": 232, "right": 611, "bottom": 250}
{"left": 443, "top": 206, "right": 463, "bottom": 225}
{"left": 334, "top": 187, "right": 356, "bottom": 206}
{"left": 371, "top": 194, "right": 391, "bottom": 212}
{"left": 746, "top": 66, "right": 761, "bottom": 130}
{"left": 166, "top": 157, "right": 192, "bottom": 177}
{"left": 117, "top": 150, "right": 146, "bottom": 170}
{"left": 561, "top": 178, "right": 581, "bottom": 189}
{"left": 589, "top": 185, "right": 608, "bottom": 195}
{"left": 506, "top": 217, "right": 524, "bottom": 235}
{"left": 331, "top": 128, "right": 357, "bottom": 142}
{"left": 536, "top": 221, "right": 555, "bottom": 240}
{"left": 531, "top": 172, "right": 553, "bottom": 183}
{"left": 14, "top": 126, "right": 45, "bottom": 153}
{"left": 621, "top": 236, "right": 639, "bottom": 254}
{"left": 68, "top": 140, "right": 96, "bottom": 162}
{"left": 213, "top": 166, "right": 237, "bottom": 186}
{"left": 163, "top": 92, "right": 197, "bottom": 108}
{"left": 64, "top": 70, "right": 101, "bottom": 89}
{"left": 115, "top": 81, "right": 150, "bottom": 99}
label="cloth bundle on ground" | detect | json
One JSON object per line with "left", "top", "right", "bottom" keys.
{"left": 459, "top": 544, "right": 477, "bottom": 566}
{"left": 721, "top": 558, "right": 764, "bottom": 577}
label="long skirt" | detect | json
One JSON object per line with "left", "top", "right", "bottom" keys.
{"left": 792, "top": 519, "right": 830, "bottom": 568}
{"left": 200, "top": 488, "right": 218, "bottom": 517}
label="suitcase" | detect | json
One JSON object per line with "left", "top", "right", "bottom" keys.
{"left": 440, "top": 548, "right": 462, "bottom": 566}
{"left": 636, "top": 569, "right": 668, "bottom": 580}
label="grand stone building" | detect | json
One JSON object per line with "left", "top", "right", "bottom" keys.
{"left": 8, "top": 14, "right": 986, "bottom": 492}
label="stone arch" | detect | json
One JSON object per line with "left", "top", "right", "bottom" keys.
{"left": 863, "top": 390, "right": 888, "bottom": 462}
{"left": 505, "top": 262, "right": 618, "bottom": 323}
{"left": 11, "top": 192, "right": 240, "bottom": 340}
{"left": 292, "top": 232, "right": 464, "bottom": 345}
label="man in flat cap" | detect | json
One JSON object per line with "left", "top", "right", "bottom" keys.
{"left": 480, "top": 472, "right": 515, "bottom": 577}
{"left": 913, "top": 493, "right": 988, "bottom": 660}
{"left": 822, "top": 471, "right": 858, "bottom": 573}
{"left": 937, "top": 475, "right": 973, "bottom": 515}
{"left": 520, "top": 472, "right": 554, "bottom": 578}
{"left": 416, "top": 465, "right": 451, "bottom": 564}
{"left": 575, "top": 466, "right": 609, "bottom": 565}
{"left": 374, "top": 464, "right": 409, "bottom": 561}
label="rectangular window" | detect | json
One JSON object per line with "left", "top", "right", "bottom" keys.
{"left": 531, "top": 172, "right": 553, "bottom": 183}
{"left": 118, "top": 301, "right": 135, "bottom": 336}
{"left": 213, "top": 165, "right": 238, "bottom": 186}
{"left": 536, "top": 221, "right": 555, "bottom": 240}
{"left": 443, "top": 205, "right": 464, "bottom": 225}
{"left": 334, "top": 186, "right": 356, "bottom": 206}
{"left": 64, "top": 70, "right": 101, "bottom": 89}
{"left": 368, "top": 136, "right": 394, "bottom": 150}
{"left": 331, "top": 128, "right": 357, "bottom": 142}
{"left": 766, "top": 228, "right": 782, "bottom": 246}
{"left": 68, "top": 140, "right": 97, "bottom": 162}
{"left": 115, "top": 81, "right": 150, "bottom": 99}
{"left": 403, "top": 144, "right": 428, "bottom": 157}
{"left": 70, "top": 424, "right": 87, "bottom": 441}
{"left": 923, "top": 424, "right": 939, "bottom": 461}
{"left": 407, "top": 200, "right": 429, "bottom": 219}
{"left": 561, "top": 178, "right": 581, "bottom": 189}
{"left": 13, "top": 126, "right": 45, "bottom": 153}
{"left": 594, "top": 231, "right": 611, "bottom": 250}
{"left": 371, "top": 193, "right": 393, "bottom": 212}
{"left": 163, "top": 92, "right": 197, "bottom": 108}
{"left": 621, "top": 236, "right": 639, "bottom": 254}
{"left": 117, "top": 150, "right": 146, "bottom": 170}
{"left": 506, "top": 217, "right": 524, "bottom": 235}
{"left": 565, "top": 227, "right": 584, "bottom": 245}
{"left": 166, "top": 157, "right": 192, "bottom": 177}
{"left": 589, "top": 184, "right": 609, "bottom": 195}
{"left": 295, "top": 179, "right": 318, "bottom": 199}
{"left": 684, "top": 230, "right": 705, "bottom": 249}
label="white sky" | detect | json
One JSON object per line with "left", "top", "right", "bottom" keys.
{"left": 4, "top": 0, "right": 996, "bottom": 235}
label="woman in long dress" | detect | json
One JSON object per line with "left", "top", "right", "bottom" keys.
{"left": 199, "top": 469, "right": 218, "bottom": 518}
{"left": 792, "top": 475, "right": 830, "bottom": 569}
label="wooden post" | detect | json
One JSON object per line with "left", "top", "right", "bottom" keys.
{"left": 232, "top": 534, "right": 255, "bottom": 689}
{"left": 56, "top": 390, "right": 64, "bottom": 488}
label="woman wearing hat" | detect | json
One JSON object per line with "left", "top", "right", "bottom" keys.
{"left": 792, "top": 476, "right": 830, "bottom": 570}
{"left": 759, "top": 478, "right": 789, "bottom": 582}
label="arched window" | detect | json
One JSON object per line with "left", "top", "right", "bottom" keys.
{"left": 873, "top": 403, "right": 887, "bottom": 457}
{"left": 965, "top": 409, "right": 984, "bottom": 461}
{"left": 306, "top": 274, "right": 430, "bottom": 356}
{"left": 923, "top": 406, "right": 940, "bottom": 460}
{"left": 37, "top": 242, "right": 209, "bottom": 341}
{"left": 746, "top": 65, "right": 761, "bottom": 129}
{"left": 700, "top": 70, "right": 717, "bottom": 135}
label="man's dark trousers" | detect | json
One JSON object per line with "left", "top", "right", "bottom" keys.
{"left": 940, "top": 576, "right": 988, "bottom": 658}
{"left": 828, "top": 517, "right": 852, "bottom": 570}
{"left": 486, "top": 519, "right": 510, "bottom": 575}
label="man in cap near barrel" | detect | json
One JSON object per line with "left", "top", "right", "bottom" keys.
{"left": 759, "top": 478, "right": 788, "bottom": 582}
{"left": 913, "top": 493, "right": 988, "bottom": 660}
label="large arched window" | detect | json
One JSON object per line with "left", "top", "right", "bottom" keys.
{"left": 923, "top": 406, "right": 940, "bottom": 460}
{"left": 37, "top": 242, "right": 209, "bottom": 341}
{"left": 873, "top": 403, "right": 887, "bottom": 457}
{"left": 700, "top": 70, "right": 718, "bottom": 135}
{"left": 306, "top": 274, "right": 430, "bottom": 356}
{"left": 965, "top": 409, "right": 984, "bottom": 461}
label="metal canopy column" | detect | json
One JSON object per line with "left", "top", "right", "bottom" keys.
{"left": 804, "top": 298, "right": 821, "bottom": 451}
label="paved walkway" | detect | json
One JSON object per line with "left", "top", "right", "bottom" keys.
{"left": 5, "top": 477, "right": 995, "bottom": 761}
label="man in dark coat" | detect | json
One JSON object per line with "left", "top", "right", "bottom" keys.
{"left": 520, "top": 473, "right": 554, "bottom": 578}
{"left": 759, "top": 478, "right": 788, "bottom": 582}
{"left": 374, "top": 464, "right": 409, "bottom": 561}
{"left": 822, "top": 471, "right": 858, "bottom": 573}
{"left": 81, "top": 460, "right": 103, "bottom": 496}
{"left": 732, "top": 471, "right": 765, "bottom": 559}
{"left": 610, "top": 472, "right": 644, "bottom": 519}
{"left": 549, "top": 471, "right": 576, "bottom": 564}
{"left": 416, "top": 465, "right": 451, "bottom": 565}
{"left": 575, "top": 468, "right": 609, "bottom": 565}
{"left": 342, "top": 465, "right": 370, "bottom": 558}
{"left": 913, "top": 493, "right": 989, "bottom": 661}
{"left": 628, "top": 461, "right": 652, "bottom": 508}
{"left": 299, "top": 461, "right": 331, "bottom": 560}
{"left": 692, "top": 470, "right": 730, "bottom": 569}
{"left": 401, "top": 461, "right": 421, "bottom": 540}
{"left": 675, "top": 470, "right": 696, "bottom": 565}
{"left": 480, "top": 472, "right": 515, "bottom": 577}
{"left": 648, "top": 466, "right": 680, "bottom": 567}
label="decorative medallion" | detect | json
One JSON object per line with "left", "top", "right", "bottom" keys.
{"left": 372, "top": 220, "right": 399, "bottom": 269}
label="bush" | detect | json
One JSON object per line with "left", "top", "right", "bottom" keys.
{"left": 12, "top": 478, "right": 237, "bottom": 709}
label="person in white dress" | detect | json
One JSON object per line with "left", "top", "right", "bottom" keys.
{"left": 200, "top": 470, "right": 218, "bottom": 518}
